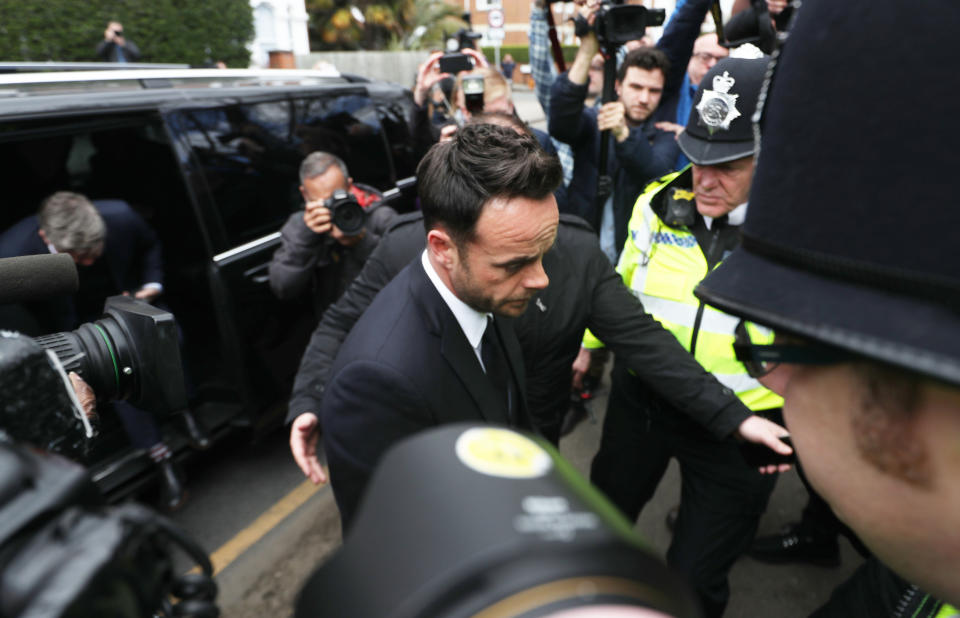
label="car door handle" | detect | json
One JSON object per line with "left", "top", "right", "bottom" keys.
{"left": 244, "top": 262, "right": 270, "bottom": 284}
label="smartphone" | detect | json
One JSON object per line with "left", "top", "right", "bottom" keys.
{"left": 439, "top": 53, "right": 473, "bottom": 75}
{"left": 739, "top": 435, "right": 796, "bottom": 468}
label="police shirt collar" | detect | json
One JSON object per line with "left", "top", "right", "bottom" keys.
{"left": 704, "top": 202, "right": 747, "bottom": 229}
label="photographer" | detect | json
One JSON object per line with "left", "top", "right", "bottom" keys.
{"left": 268, "top": 152, "right": 397, "bottom": 320}
{"left": 0, "top": 192, "right": 196, "bottom": 510}
{"left": 95, "top": 20, "right": 141, "bottom": 63}
{"left": 549, "top": 2, "right": 679, "bottom": 264}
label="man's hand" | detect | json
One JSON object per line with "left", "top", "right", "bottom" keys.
{"left": 461, "top": 47, "right": 490, "bottom": 68}
{"left": 303, "top": 200, "right": 333, "bottom": 235}
{"left": 655, "top": 121, "right": 685, "bottom": 138}
{"left": 736, "top": 415, "right": 793, "bottom": 474}
{"left": 438, "top": 123, "right": 459, "bottom": 143}
{"left": 766, "top": 0, "right": 788, "bottom": 15}
{"left": 567, "top": 2, "right": 601, "bottom": 86}
{"left": 290, "top": 413, "right": 327, "bottom": 484}
{"left": 414, "top": 51, "right": 449, "bottom": 107}
{"left": 68, "top": 372, "right": 97, "bottom": 420}
{"left": 134, "top": 287, "right": 161, "bottom": 302}
{"left": 571, "top": 346, "right": 593, "bottom": 390}
{"left": 598, "top": 101, "right": 629, "bottom": 142}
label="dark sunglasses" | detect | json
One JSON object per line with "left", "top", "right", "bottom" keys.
{"left": 733, "top": 320, "right": 853, "bottom": 378}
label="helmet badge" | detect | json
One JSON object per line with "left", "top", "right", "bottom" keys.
{"left": 696, "top": 71, "right": 741, "bottom": 134}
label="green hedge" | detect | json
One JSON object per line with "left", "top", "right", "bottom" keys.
{"left": 0, "top": 0, "right": 254, "bottom": 67}
{"left": 480, "top": 44, "right": 578, "bottom": 66}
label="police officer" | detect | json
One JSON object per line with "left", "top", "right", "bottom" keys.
{"left": 696, "top": 0, "right": 960, "bottom": 613}
{"left": 584, "top": 53, "right": 788, "bottom": 617}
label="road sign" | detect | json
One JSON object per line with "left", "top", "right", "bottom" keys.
{"left": 487, "top": 28, "right": 505, "bottom": 41}
{"left": 488, "top": 9, "right": 505, "bottom": 29}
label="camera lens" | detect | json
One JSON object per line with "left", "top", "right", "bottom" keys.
{"left": 33, "top": 314, "right": 137, "bottom": 403}
{"left": 331, "top": 200, "right": 366, "bottom": 236}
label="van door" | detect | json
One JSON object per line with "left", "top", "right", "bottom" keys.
{"left": 162, "top": 91, "right": 400, "bottom": 425}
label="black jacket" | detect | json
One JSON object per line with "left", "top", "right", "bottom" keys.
{"left": 288, "top": 212, "right": 750, "bottom": 441}
{"left": 548, "top": 74, "right": 679, "bottom": 254}
{"left": 321, "top": 257, "right": 530, "bottom": 526}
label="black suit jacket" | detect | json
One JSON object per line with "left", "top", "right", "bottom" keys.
{"left": 320, "top": 257, "right": 531, "bottom": 527}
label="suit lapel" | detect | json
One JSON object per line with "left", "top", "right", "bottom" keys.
{"left": 410, "top": 261, "right": 511, "bottom": 425}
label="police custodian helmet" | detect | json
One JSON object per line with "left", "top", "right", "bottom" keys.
{"left": 696, "top": 0, "right": 960, "bottom": 386}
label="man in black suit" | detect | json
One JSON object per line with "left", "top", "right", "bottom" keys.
{"left": 317, "top": 124, "right": 563, "bottom": 527}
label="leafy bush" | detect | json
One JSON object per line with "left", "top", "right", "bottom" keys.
{"left": 480, "top": 44, "right": 579, "bottom": 67}
{"left": 0, "top": 0, "right": 254, "bottom": 66}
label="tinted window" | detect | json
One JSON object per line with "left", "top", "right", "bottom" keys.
{"left": 166, "top": 101, "right": 302, "bottom": 247}
{"left": 292, "top": 94, "right": 394, "bottom": 191}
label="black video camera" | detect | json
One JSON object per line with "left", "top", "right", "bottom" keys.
{"left": 325, "top": 189, "right": 366, "bottom": 236}
{"left": 0, "top": 295, "right": 188, "bottom": 459}
{"left": 575, "top": 2, "right": 665, "bottom": 50}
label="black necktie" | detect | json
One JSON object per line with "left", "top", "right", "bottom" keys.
{"left": 481, "top": 317, "right": 515, "bottom": 425}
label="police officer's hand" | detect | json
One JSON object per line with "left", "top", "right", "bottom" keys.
{"left": 303, "top": 199, "right": 333, "bottom": 235}
{"left": 571, "top": 346, "right": 593, "bottom": 390}
{"left": 598, "top": 101, "right": 629, "bottom": 142}
{"left": 736, "top": 415, "right": 793, "bottom": 474}
{"left": 290, "top": 413, "right": 328, "bottom": 485}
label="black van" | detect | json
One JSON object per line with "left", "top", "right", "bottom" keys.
{"left": 0, "top": 65, "right": 421, "bottom": 499}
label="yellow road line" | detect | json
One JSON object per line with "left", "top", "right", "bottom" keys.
{"left": 190, "top": 475, "right": 327, "bottom": 576}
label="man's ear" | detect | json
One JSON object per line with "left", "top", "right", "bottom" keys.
{"left": 37, "top": 229, "right": 48, "bottom": 245}
{"left": 426, "top": 228, "right": 457, "bottom": 271}
{"left": 299, "top": 185, "right": 308, "bottom": 202}
{"left": 615, "top": 79, "right": 622, "bottom": 98}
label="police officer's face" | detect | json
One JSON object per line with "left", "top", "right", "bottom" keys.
{"left": 448, "top": 194, "right": 558, "bottom": 318}
{"left": 762, "top": 360, "right": 960, "bottom": 605}
{"left": 692, "top": 155, "right": 755, "bottom": 219}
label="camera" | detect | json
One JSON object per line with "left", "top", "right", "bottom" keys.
{"left": 0, "top": 269, "right": 215, "bottom": 616}
{"left": 1, "top": 294, "right": 188, "bottom": 459}
{"left": 461, "top": 73, "right": 485, "bottom": 115}
{"left": 574, "top": 2, "right": 665, "bottom": 50}
{"left": 296, "top": 424, "right": 701, "bottom": 618}
{"left": 114, "top": 29, "right": 123, "bottom": 37}
{"left": 324, "top": 189, "right": 366, "bottom": 236}
{"left": 439, "top": 52, "right": 473, "bottom": 76}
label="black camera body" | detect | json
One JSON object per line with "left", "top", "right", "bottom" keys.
{"left": 575, "top": 2, "right": 665, "bottom": 49}
{"left": 324, "top": 189, "right": 366, "bottom": 236}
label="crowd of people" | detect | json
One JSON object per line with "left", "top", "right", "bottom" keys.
{"left": 0, "top": 1, "right": 956, "bottom": 616}
{"left": 283, "top": 0, "right": 960, "bottom": 616}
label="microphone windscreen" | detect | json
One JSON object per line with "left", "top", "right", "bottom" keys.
{"left": 0, "top": 254, "right": 79, "bottom": 304}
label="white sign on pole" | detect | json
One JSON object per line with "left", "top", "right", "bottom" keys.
{"left": 487, "top": 9, "right": 505, "bottom": 29}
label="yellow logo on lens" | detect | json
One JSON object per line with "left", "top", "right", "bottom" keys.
{"left": 455, "top": 428, "right": 552, "bottom": 479}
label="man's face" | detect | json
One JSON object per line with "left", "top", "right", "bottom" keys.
{"left": 692, "top": 155, "right": 755, "bottom": 218}
{"left": 616, "top": 67, "right": 664, "bottom": 124}
{"left": 449, "top": 194, "right": 558, "bottom": 318}
{"left": 687, "top": 34, "right": 728, "bottom": 87}
{"left": 762, "top": 362, "right": 960, "bottom": 605}
{"left": 301, "top": 165, "right": 362, "bottom": 246}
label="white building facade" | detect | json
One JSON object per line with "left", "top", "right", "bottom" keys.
{"left": 248, "top": 0, "right": 311, "bottom": 67}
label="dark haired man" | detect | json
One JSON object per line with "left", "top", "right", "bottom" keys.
{"left": 549, "top": 3, "right": 679, "bottom": 263}
{"left": 317, "top": 124, "right": 562, "bottom": 527}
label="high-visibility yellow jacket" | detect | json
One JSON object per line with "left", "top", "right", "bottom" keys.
{"left": 585, "top": 169, "right": 782, "bottom": 412}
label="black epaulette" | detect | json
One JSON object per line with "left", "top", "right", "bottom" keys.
{"left": 384, "top": 210, "right": 424, "bottom": 235}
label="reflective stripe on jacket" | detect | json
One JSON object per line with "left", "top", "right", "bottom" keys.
{"left": 586, "top": 170, "right": 782, "bottom": 412}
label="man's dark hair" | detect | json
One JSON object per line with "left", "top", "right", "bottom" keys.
{"left": 617, "top": 47, "right": 670, "bottom": 83}
{"left": 417, "top": 123, "right": 562, "bottom": 246}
